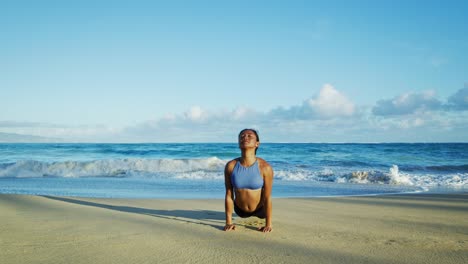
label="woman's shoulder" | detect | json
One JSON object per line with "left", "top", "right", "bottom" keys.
{"left": 256, "top": 157, "right": 272, "bottom": 169}
{"left": 225, "top": 158, "right": 240, "bottom": 169}
{"left": 256, "top": 157, "right": 273, "bottom": 179}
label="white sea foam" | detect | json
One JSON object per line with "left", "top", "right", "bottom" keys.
{"left": 274, "top": 165, "right": 414, "bottom": 185}
{"left": 0, "top": 157, "right": 226, "bottom": 178}
{"left": 174, "top": 170, "right": 223, "bottom": 180}
{"left": 1, "top": 159, "right": 467, "bottom": 188}
{"left": 409, "top": 172, "right": 468, "bottom": 187}
{"left": 273, "top": 164, "right": 468, "bottom": 188}
{"left": 343, "top": 165, "right": 413, "bottom": 185}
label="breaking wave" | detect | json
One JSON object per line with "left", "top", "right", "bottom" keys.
{"left": 0, "top": 158, "right": 226, "bottom": 179}
{"left": 274, "top": 165, "right": 468, "bottom": 188}
{"left": 1, "top": 159, "right": 466, "bottom": 188}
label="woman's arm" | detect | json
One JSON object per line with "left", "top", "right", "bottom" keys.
{"left": 224, "top": 160, "right": 236, "bottom": 231}
{"left": 260, "top": 160, "right": 274, "bottom": 232}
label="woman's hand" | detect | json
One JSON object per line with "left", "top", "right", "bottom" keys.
{"left": 224, "top": 224, "right": 236, "bottom": 231}
{"left": 258, "top": 226, "right": 273, "bottom": 233}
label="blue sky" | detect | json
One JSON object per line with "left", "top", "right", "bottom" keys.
{"left": 1, "top": 0, "right": 467, "bottom": 142}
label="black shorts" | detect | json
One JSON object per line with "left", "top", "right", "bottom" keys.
{"left": 234, "top": 203, "right": 265, "bottom": 219}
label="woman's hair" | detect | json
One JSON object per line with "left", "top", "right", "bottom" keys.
{"left": 238, "top": 128, "right": 259, "bottom": 154}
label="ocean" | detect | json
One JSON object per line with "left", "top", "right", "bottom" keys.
{"left": 0, "top": 143, "right": 467, "bottom": 198}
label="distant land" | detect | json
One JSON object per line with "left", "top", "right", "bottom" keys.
{"left": 0, "top": 132, "right": 63, "bottom": 143}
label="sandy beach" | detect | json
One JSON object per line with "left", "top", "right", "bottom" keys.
{"left": 1, "top": 193, "right": 467, "bottom": 264}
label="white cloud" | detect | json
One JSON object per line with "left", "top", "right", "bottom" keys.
{"left": 268, "top": 84, "right": 356, "bottom": 120}
{"left": 307, "top": 84, "right": 355, "bottom": 117}
{"left": 0, "top": 123, "right": 121, "bottom": 142}
{"left": 0, "top": 121, "right": 63, "bottom": 128}
{"left": 397, "top": 117, "right": 425, "bottom": 129}
{"left": 184, "top": 106, "right": 205, "bottom": 121}
{"left": 447, "top": 86, "right": 468, "bottom": 110}
{"left": 110, "top": 85, "right": 358, "bottom": 142}
{"left": 232, "top": 106, "right": 254, "bottom": 120}
{"left": 2, "top": 84, "right": 467, "bottom": 143}
{"left": 372, "top": 90, "right": 442, "bottom": 116}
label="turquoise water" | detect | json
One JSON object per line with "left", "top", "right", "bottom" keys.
{"left": 0, "top": 143, "right": 467, "bottom": 198}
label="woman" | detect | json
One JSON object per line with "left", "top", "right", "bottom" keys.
{"left": 224, "top": 128, "right": 274, "bottom": 232}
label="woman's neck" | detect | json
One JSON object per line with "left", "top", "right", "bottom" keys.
{"left": 240, "top": 150, "right": 257, "bottom": 166}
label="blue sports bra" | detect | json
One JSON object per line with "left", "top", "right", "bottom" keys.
{"left": 231, "top": 159, "right": 264, "bottom": 190}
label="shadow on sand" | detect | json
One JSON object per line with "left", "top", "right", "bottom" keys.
{"left": 42, "top": 195, "right": 230, "bottom": 230}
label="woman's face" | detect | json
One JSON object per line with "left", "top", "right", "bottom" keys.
{"left": 238, "top": 130, "right": 259, "bottom": 149}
